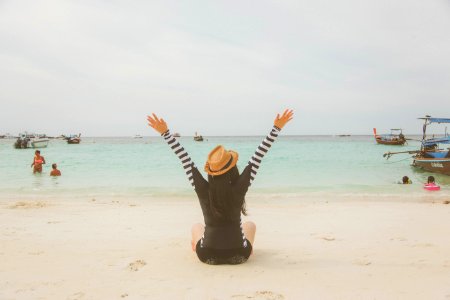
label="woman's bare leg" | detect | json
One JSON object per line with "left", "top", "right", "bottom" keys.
{"left": 191, "top": 223, "right": 205, "bottom": 251}
{"left": 242, "top": 221, "right": 256, "bottom": 246}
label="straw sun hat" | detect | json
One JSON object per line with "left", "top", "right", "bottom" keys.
{"left": 204, "top": 145, "right": 239, "bottom": 176}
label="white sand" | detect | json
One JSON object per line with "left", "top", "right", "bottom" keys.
{"left": 1, "top": 195, "right": 450, "bottom": 300}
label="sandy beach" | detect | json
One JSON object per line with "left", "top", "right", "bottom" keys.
{"left": 0, "top": 195, "right": 449, "bottom": 300}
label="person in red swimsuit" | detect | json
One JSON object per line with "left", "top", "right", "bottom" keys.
{"left": 31, "top": 150, "right": 46, "bottom": 174}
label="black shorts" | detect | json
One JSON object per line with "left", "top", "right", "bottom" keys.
{"left": 195, "top": 239, "right": 252, "bottom": 265}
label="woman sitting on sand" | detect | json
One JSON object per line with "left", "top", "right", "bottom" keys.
{"left": 147, "top": 109, "right": 293, "bottom": 265}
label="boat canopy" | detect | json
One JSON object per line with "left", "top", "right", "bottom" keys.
{"left": 423, "top": 136, "right": 450, "bottom": 146}
{"left": 419, "top": 117, "right": 450, "bottom": 124}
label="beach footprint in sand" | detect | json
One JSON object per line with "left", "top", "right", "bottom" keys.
{"left": 8, "top": 201, "right": 48, "bottom": 209}
{"left": 67, "top": 292, "right": 85, "bottom": 300}
{"left": 353, "top": 259, "right": 372, "bottom": 266}
{"left": 232, "top": 290, "right": 285, "bottom": 300}
{"left": 128, "top": 259, "right": 146, "bottom": 271}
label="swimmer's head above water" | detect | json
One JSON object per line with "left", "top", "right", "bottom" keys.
{"left": 402, "top": 176, "right": 412, "bottom": 184}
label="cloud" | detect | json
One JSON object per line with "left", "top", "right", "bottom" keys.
{"left": 1, "top": 0, "right": 449, "bottom": 136}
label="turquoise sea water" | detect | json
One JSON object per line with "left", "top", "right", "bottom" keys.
{"left": 1, "top": 135, "right": 449, "bottom": 200}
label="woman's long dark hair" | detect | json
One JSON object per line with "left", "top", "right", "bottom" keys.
{"left": 208, "top": 166, "right": 247, "bottom": 220}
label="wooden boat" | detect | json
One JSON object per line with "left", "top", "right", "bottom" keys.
{"left": 65, "top": 134, "right": 81, "bottom": 144}
{"left": 384, "top": 117, "right": 450, "bottom": 175}
{"left": 194, "top": 132, "right": 203, "bottom": 142}
{"left": 173, "top": 132, "right": 181, "bottom": 138}
{"left": 413, "top": 151, "right": 450, "bottom": 175}
{"left": 373, "top": 128, "right": 406, "bottom": 145}
{"left": 412, "top": 117, "right": 450, "bottom": 175}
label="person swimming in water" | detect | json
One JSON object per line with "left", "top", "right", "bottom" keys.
{"left": 147, "top": 109, "right": 294, "bottom": 265}
{"left": 424, "top": 175, "right": 440, "bottom": 191}
{"left": 401, "top": 176, "right": 412, "bottom": 184}
{"left": 31, "top": 150, "right": 46, "bottom": 174}
{"left": 50, "top": 163, "right": 61, "bottom": 176}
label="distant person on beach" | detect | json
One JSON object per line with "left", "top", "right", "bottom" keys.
{"left": 50, "top": 163, "right": 61, "bottom": 176}
{"left": 401, "top": 176, "right": 412, "bottom": 184}
{"left": 147, "top": 109, "right": 293, "bottom": 265}
{"left": 31, "top": 150, "right": 45, "bottom": 174}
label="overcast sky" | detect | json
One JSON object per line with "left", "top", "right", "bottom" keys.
{"left": 1, "top": 0, "right": 450, "bottom": 136}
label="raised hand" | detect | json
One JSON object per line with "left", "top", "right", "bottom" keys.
{"left": 147, "top": 113, "right": 168, "bottom": 134}
{"left": 274, "top": 109, "right": 294, "bottom": 129}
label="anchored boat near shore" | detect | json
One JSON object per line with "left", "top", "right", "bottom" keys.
{"left": 64, "top": 134, "right": 81, "bottom": 144}
{"left": 373, "top": 128, "right": 406, "bottom": 145}
{"left": 194, "top": 132, "right": 203, "bottom": 142}
{"left": 14, "top": 133, "right": 49, "bottom": 149}
{"left": 384, "top": 117, "right": 450, "bottom": 175}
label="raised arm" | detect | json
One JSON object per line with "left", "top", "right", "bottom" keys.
{"left": 248, "top": 109, "right": 293, "bottom": 185}
{"left": 147, "top": 113, "right": 195, "bottom": 188}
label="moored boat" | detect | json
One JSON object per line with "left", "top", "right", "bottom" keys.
{"left": 384, "top": 117, "right": 450, "bottom": 175}
{"left": 64, "top": 133, "right": 81, "bottom": 144}
{"left": 373, "top": 128, "right": 406, "bottom": 145}
{"left": 194, "top": 132, "right": 203, "bottom": 142}
{"left": 30, "top": 138, "right": 50, "bottom": 148}
{"left": 14, "top": 133, "right": 49, "bottom": 149}
{"left": 0, "top": 133, "right": 15, "bottom": 139}
{"left": 14, "top": 135, "right": 30, "bottom": 149}
{"left": 413, "top": 154, "right": 450, "bottom": 175}
{"left": 412, "top": 117, "right": 450, "bottom": 174}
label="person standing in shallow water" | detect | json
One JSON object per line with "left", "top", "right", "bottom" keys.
{"left": 147, "top": 109, "right": 294, "bottom": 265}
{"left": 31, "top": 150, "right": 46, "bottom": 174}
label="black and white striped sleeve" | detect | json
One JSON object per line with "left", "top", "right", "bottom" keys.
{"left": 162, "top": 130, "right": 195, "bottom": 187}
{"left": 248, "top": 125, "right": 281, "bottom": 185}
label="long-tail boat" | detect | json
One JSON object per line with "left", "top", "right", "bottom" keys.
{"left": 194, "top": 132, "right": 203, "bottom": 142}
{"left": 373, "top": 128, "right": 406, "bottom": 145}
{"left": 64, "top": 133, "right": 81, "bottom": 144}
{"left": 383, "top": 117, "right": 450, "bottom": 175}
